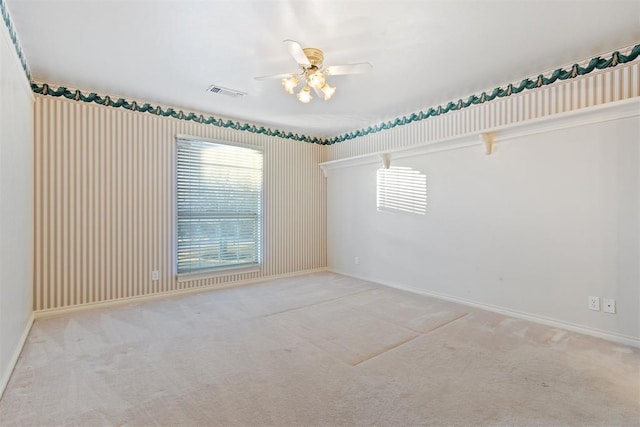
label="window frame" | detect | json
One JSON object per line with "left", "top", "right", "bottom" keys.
{"left": 174, "top": 134, "right": 264, "bottom": 278}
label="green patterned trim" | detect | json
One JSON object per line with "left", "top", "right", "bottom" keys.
{"left": 327, "top": 44, "right": 640, "bottom": 145}
{"left": 0, "top": 0, "right": 30, "bottom": 80}
{"left": 31, "top": 82, "right": 327, "bottom": 144}
{"left": 32, "top": 44, "right": 639, "bottom": 145}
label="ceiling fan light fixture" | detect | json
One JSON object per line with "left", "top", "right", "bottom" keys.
{"left": 321, "top": 83, "right": 336, "bottom": 100}
{"left": 281, "top": 75, "right": 299, "bottom": 94}
{"left": 297, "top": 86, "right": 312, "bottom": 103}
{"left": 256, "top": 40, "right": 372, "bottom": 104}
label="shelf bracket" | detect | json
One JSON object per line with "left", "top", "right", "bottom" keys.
{"left": 480, "top": 132, "right": 496, "bottom": 155}
{"left": 380, "top": 153, "right": 391, "bottom": 169}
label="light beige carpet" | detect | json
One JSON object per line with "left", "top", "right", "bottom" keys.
{"left": 1, "top": 272, "right": 638, "bottom": 426}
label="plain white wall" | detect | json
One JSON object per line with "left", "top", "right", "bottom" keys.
{"left": 328, "top": 116, "right": 639, "bottom": 342}
{"left": 0, "top": 22, "right": 34, "bottom": 394}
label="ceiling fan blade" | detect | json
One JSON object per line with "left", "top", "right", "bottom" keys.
{"left": 283, "top": 39, "right": 311, "bottom": 67}
{"left": 254, "top": 73, "right": 294, "bottom": 81}
{"left": 325, "top": 62, "right": 373, "bottom": 76}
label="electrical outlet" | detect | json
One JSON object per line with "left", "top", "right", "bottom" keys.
{"left": 603, "top": 298, "right": 616, "bottom": 314}
{"left": 588, "top": 296, "right": 600, "bottom": 311}
{"left": 354, "top": 256, "right": 360, "bottom": 265}
{"left": 152, "top": 270, "right": 159, "bottom": 281}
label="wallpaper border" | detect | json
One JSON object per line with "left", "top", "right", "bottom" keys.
{"left": 31, "top": 44, "right": 639, "bottom": 146}
{"left": 328, "top": 43, "right": 640, "bottom": 144}
{"left": 0, "top": 0, "right": 30, "bottom": 80}
{"left": 30, "top": 82, "right": 326, "bottom": 144}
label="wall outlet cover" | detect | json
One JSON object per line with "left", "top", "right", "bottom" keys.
{"left": 588, "top": 296, "right": 600, "bottom": 311}
{"left": 603, "top": 298, "right": 616, "bottom": 314}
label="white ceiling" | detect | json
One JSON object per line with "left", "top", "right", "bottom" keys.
{"left": 7, "top": 0, "right": 640, "bottom": 138}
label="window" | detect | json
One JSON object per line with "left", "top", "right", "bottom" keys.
{"left": 377, "top": 166, "right": 427, "bottom": 215}
{"left": 176, "top": 138, "right": 263, "bottom": 275}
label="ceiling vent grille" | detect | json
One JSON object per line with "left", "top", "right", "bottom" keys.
{"left": 206, "top": 84, "right": 246, "bottom": 98}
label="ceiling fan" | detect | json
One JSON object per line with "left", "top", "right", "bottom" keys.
{"left": 254, "top": 40, "right": 373, "bottom": 103}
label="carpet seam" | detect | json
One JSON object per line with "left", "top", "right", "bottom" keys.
{"left": 262, "top": 288, "right": 377, "bottom": 318}
{"left": 351, "top": 334, "right": 422, "bottom": 367}
{"left": 420, "top": 312, "right": 469, "bottom": 334}
{"left": 351, "top": 312, "right": 469, "bottom": 367}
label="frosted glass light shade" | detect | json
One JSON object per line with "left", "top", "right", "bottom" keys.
{"left": 297, "top": 86, "right": 312, "bottom": 103}
{"left": 308, "top": 71, "right": 326, "bottom": 90}
{"left": 282, "top": 75, "right": 299, "bottom": 94}
{"left": 321, "top": 83, "right": 336, "bottom": 100}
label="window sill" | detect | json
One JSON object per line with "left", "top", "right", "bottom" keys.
{"left": 176, "top": 265, "right": 262, "bottom": 282}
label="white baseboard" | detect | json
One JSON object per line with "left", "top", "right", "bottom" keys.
{"left": 34, "top": 267, "right": 329, "bottom": 319}
{"left": 331, "top": 269, "right": 640, "bottom": 348}
{"left": 0, "top": 313, "right": 34, "bottom": 400}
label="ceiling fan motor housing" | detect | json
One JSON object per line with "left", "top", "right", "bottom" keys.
{"left": 302, "top": 48, "right": 324, "bottom": 68}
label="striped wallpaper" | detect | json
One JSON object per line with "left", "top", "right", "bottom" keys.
{"left": 327, "top": 61, "right": 640, "bottom": 160}
{"left": 34, "top": 96, "right": 327, "bottom": 311}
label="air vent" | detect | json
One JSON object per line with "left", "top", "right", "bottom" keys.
{"left": 206, "top": 84, "right": 246, "bottom": 98}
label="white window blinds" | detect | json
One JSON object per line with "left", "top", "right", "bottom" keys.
{"left": 377, "top": 166, "right": 427, "bottom": 215}
{"left": 176, "top": 138, "right": 263, "bottom": 275}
